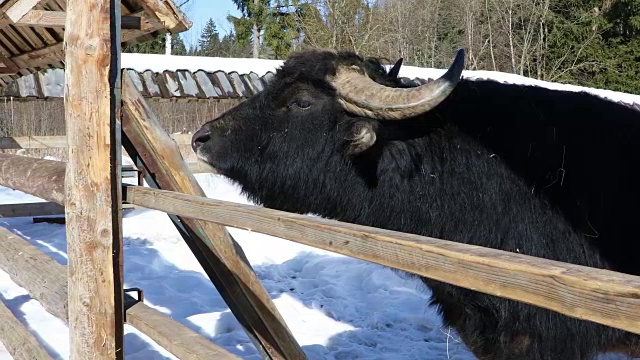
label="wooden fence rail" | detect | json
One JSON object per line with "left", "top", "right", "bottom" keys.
{"left": 0, "top": 225, "right": 240, "bottom": 360}
{"left": 0, "top": 134, "right": 192, "bottom": 149}
{"left": 123, "top": 185, "right": 640, "bottom": 336}
{"left": 0, "top": 135, "right": 214, "bottom": 175}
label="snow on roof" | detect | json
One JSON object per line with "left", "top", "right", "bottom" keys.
{"left": 121, "top": 53, "right": 283, "bottom": 77}
{"left": 395, "top": 65, "right": 640, "bottom": 109}
{"left": 122, "top": 53, "right": 639, "bottom": 108}
{"left": 1, "top": 53, "right": 638, "bottom": 109}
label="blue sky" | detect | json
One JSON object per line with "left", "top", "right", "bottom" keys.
{"left": 180, "top": 0, "right": 241, "bottom": 48}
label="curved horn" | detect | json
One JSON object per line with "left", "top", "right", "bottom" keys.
{"left": 331, "top": 49, "right": 465, "bottom": 120}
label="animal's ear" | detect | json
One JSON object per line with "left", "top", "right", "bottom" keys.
{"left": 388, "top": 58, "right": 403, "bottom": 78}
{"left": 347, "top": 121, "right": 378, "bottom": 155}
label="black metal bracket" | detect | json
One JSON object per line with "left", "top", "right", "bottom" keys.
{"left": 123, "top": 287, "right": 144, "bottom": 322}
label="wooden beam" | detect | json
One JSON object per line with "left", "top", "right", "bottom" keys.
{"left": 0, "top": 201, "right": 64, "bottom": 217}
{"left": 64, "top": 0, "right": 124, "bottom": 358}
{"left": 0, "top": 202, "right": 139, "bottom": 218}
{"left": 124, "top": 185, "right": 640, "bottom": 336}
{"left": 0, "top": 153, "right": 66, "bottom": 204}
{"left": 121, "top": 72, "right": 306, "bottom": 359}
{"left": 0, "top": 295, "right": 52, "bottom": 360}
{"left": 9, "top": 11, "right": 163, "bottom": 70}
{"left": 125, "top": 302, "right": 241, "bottom": 360}
{"left": 0, "top": 226, "right": 241, "bottom": 360}
{"left": 13, "top": 10, "right": 142, "bottom": 30}
{"left": 0, "top": 54, "right": 19, "bottom": 74}
{"left": 4, "top": 0, "right": 42, "bottom": 23}
{"left": 0, "top": 134, "right": 192, "bottom": 149}
{"left": 140, "top": 0, "right": 191, "bottom": 33}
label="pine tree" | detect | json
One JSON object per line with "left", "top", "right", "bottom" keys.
{"left": 197, "top": 18, "right": 221, "bottom": 56}
{"left": 230, "top": 0, "right": 272, "bottom": 57}
{"left": 172, "top": 34, "right": 188, "bottom": 55}
{"left": 544, "top": 0, "right": 640, "bottom": 94}
{"left": 124, "top": 33, "right": 187, "bottom": 55}
{"left": 264, "top": 0, "right": 301, "bottom": 59}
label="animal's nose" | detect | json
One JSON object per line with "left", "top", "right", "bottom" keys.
{"left": 191, "top": 127, "right": 211, "bottom": 153}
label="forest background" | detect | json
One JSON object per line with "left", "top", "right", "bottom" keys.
{"left": 126, "top": 0, "right": 640, "bottom": 94}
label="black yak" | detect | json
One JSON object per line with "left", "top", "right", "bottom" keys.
{"left": 192, "top": 48, "right": 640, "bottom": 360}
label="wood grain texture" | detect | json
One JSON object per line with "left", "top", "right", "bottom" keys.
{"left": 14, "top": 10, "right": 142, "bottom": 29}
{"left": 0, "top": 293, "right": 52, "bottom": 360}
{"left": 0, "top": 54, "right": 19, "bottom": 74}
{"left": 63, "top": 0, "right": 123, "bottom": 358}
{"left": 9, "top": 11, "right": 163, "bottom": 70}
{"left": 4, "top": 0, "right": 42, "bottom": 22}
{"left": 125, "top": 303, "right": 241, "bottom": 360}
{"left": 125, "top": 185, "right": 640, "bottom": 336}
{"left": 0, "top": 202, "right": 138, "bottom": 219}
{"left": 0, "top": 134, "right": 192, "bottom": 149}
{"left": 138, "top": 0, "right": 191, "bottom": 32}
{"left": 121, "top": 72, "right": 306, "bottom": 360}
{"left": 0, "top": 153, "right": 66, "bottom": 204}
{"left": 0, "top": 226, "right": 241, "bottom": 360}
{"left": 0, "top": 201, "right": 65, "bottom": 217}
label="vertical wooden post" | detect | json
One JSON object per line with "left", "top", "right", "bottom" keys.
{"left": 64, "top": 0, "right": 124, "bottom": 359}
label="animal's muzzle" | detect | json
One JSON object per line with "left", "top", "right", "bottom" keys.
{"left": 191, "top": 127, "right": 211, "bottom": 153}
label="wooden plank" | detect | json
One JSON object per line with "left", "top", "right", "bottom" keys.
{"left": 9, "top": 11, "right": 162, "bottom": 70}
{"left": 63, "top": 0, "right": 123, "bottom": 358}
{"left": 125, "top": 302, "right": 241, "bottom": 360}
{"left": 0, "top": 53, "right": 18, "bottom": 74}
{"left": 0, "top": 154, "right": 209, "bottom": 183}
{"left": 121, "top": 72, "right": 305, "bottom": 360}
{"left": 0, "top": 225, "right": 241, "bottom": 360}
{"left": 0, "top": 135, "right": 67, "bottom": 148}
{"left": 139, "top": 0, "right": 191, "bottom": 32}
{"left": 0, "top": 201, "right": 63, "bottom": 217}
{"left": 5, "top": 0, "right": 42, "bottom": 23}
{"left": 0, "top": 294, "right": 52, "bottom": 360}
{"left": 14, "top": 10, "right": 142, "bottom": 29}
{"left": 0, "top": 202, "right": 139, "bottom": 218}
{"left": 0, "top": 134, "right": 192, "bottom": 149}
{"left": 124, "top": 185, "right": 640, "bottom": 337}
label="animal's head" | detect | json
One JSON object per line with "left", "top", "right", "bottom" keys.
{"left": 192, "top": 49, "right": 465, "bottom": 208}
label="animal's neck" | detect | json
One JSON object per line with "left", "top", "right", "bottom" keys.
{"left": 259, "top": 129, "right": 609, "bottom": 270}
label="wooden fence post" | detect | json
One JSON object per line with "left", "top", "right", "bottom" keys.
{"left": 64, "top": 0, "right": 124, "bottom": 358}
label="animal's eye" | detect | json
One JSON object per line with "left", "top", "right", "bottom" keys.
{"left": 293, "top": 99, "right": 311, "bottom": 110}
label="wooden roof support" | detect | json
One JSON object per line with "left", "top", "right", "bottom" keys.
{"left": 9, "top": 11, "right": 163, "bottom": 70}
{"left": 64, "top": 0, "right": 124, "bottom": 358}
{"left": 4, "top": 0, "right": 41, "bottom": 23}
{"left": 0, "top": 54, "right": 18, "bottom": 74}
{"left": 140, "top": 0, "right": 190, "bottom": 32}
{"left": 14, "top": 10, "right": 142, "bottom": 30}
{"left": 121, "top": 71, "right": 306, "bottom": 359}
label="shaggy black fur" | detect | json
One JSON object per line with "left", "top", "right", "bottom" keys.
{"left": 193, "top": 49, "right": 640, "bottom": 360}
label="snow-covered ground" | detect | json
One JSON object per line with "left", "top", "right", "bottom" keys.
{"left": 0, "top": 173, "right": 478, "bottom": 359}
{"left": 0, "top": 172, "right": 637, "bottom": 359}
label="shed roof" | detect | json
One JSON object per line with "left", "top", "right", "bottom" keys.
{"left": 0, "top": 0, "right": 191, "bottom": 86}
{"left": 0, "top": 66, "right": 275, "bottom": 99}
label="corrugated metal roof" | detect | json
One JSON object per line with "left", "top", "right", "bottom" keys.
{"left": 0, "top": 67, "right": 275, "bottom": 99}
